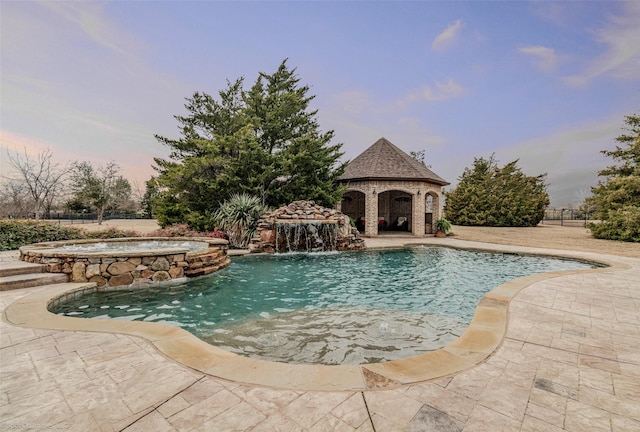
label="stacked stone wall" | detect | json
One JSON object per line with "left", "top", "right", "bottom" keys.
{"left": 20, "top": 239, "right": 230, "bottom": 288}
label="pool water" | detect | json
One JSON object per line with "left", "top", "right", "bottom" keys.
{"left": 52, "top": 246, "right": 599, "bottom": 365}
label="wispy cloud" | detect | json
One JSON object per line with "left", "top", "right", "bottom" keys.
{"left": 396, "top": 79, "right": 464, "bottom": 108}
{"left": 0, "top": 130, "right": 74, "bottom": 177}
{"left": 330, "top": 91, "right": 375, "bottom": 116}
{"left": 0, "top": 129, "right": 52, "bottom": 154}
{"left": 565, "top": 2, "right": 640, "bottom": 85}
{"left": 432, "top": 19, "right": 463, "bottom": 51}
{"left": 330, "top": 80, "right": 464, "bottom": 115}
{"left": 40, "top": 1, "right": 142, "bottom": 57}
{"left": 519, "top": 45, "right": 558, "bottom": 72}
{"left": 322, "top": 91, "right": 448, "bottom": 162}
{"left": 529, "top": 2, "right": 573, "bottom": 27}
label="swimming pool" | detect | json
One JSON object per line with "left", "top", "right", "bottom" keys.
{"left": 51, "top": 246, "right": 600, "bottom": 365}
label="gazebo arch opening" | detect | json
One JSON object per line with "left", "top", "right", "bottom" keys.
{"left": 424, "top": 192, "right": 439, "bottom": 234}
{"left": 377, "top": 190, "right": 412, "bottom": 232}
{"left": 340, "top": 190, "right": 366, "bottom": 232}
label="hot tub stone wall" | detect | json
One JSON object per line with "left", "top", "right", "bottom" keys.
{"left": 184, "top": 249, "right": 229, "bottom": 277}
{"left": 20, "top": 240, "right": 230, "bottom": 288}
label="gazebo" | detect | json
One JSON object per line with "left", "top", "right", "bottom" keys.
{"left": 337, "top": 137, "right": 450, "bottom": 237}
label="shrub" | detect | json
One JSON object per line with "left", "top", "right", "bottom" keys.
{"left": 83, "top": 228, "right": 139, "bottom": 239}
{"left": 146, "top": 224, "right": 202, "bottom": 238}
{"left": 0, "top": 219, "right": 142, "bottom": 251}
{"left": 145, "top": 223, "right": 229, "bottom": 240}
{"left": 589, "top": 206, "right": 640, "bottom": 242}
{"left": 444, "top": 155, "right": 549, "bottom": 227}
{"left": 0, "top": 220, "right": 85, "bottom": 251}
{"left": 207, "top": 229, "right": 229, "bottom": 240}
{"left": 212, "top": 193, "right": 269, "bottom": 248}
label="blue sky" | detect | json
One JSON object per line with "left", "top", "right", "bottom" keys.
{"left": 1, "top": 1, "right": 639, "bottom": 207}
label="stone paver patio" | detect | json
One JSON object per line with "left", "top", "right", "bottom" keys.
{"left": 1, "top": 237, "right": 639, "bottom": 431}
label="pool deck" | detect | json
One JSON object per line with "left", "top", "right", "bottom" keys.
{"left": 1, "top": 237, "right": 639, "bottom": 431}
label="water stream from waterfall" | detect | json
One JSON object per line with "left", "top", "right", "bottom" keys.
{"left": 274, "top": 221, "right": 340, "bottom": 253}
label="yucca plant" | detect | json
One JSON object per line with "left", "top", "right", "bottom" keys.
{"left": 213, "top": 193, "right": 269, "bottom": 248}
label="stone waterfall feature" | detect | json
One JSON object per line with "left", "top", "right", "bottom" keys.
{"left": 249, "top": 200, "right": 365, "bottom": 253}
{"left": 275, "top": 221, "right": 338, "bottom": 253}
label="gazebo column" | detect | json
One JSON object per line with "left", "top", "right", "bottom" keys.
{"left": 412, "top": 192, "right": 426, "bottom": 236}
{"left": 364, "top": 188, "right": 378, "bottom": 237}
{"left": 433, "top": 193, "right": 441, "bottom": 222}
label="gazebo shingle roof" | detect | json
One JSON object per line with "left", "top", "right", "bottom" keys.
{"left": 338, "top": 137, "right": 450, "bottom": 185}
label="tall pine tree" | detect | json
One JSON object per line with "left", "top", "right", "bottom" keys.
{"left": 150, "top": 60, "right": 345, "bottom": 230}
{"left": 587, "top": 113, "right": 640, "bottom": 242}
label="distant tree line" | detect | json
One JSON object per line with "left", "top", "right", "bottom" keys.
{"left": 1, "top": 149, "right": 138, "bottom": 224}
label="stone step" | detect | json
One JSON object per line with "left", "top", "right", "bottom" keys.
{"left": 0, "top": 273, "right": 69, "bottom": 291}
{"left": 0, "top": 260, "right": 46, "bottom": 277}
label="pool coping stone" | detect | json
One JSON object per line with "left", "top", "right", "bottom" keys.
{"left": 2, "top": 237, "right": 628, "bottom": 391}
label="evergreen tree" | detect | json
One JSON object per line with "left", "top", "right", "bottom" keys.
{"left": 152, "top": 80, "right": 253, "bottom": 229}
{"left": 444, "top": 155, "right": 549, "bottom": 227}
{"left": 151, "top": 60, "right": 345, "bottom": 230}
{"left": 587, "top": 113, "right": 640, "bottom": 242}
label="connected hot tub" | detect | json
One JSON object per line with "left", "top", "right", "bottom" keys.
{"left": 19, "top": 237, "right": 230, "bottom": 288}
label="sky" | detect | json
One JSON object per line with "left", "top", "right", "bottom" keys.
{"left": 1, "top": 1, "right": 639, "bottom": 207}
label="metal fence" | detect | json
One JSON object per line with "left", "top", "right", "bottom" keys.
{"left": 46, "top": 211, "right": 150, "bottom": 225}
{"left": 541, "top": 208, "right": 593, "bottom": 227}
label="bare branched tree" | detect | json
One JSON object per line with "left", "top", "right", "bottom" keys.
{"left": 0, "top": 180, "right": 32, "bottom": 218}
{"left": 129, "top": 179, "right": 146, "bottom": 213}
{"left": 4, "top": 148, "right": 70, "bottom": 219}
{"left": 70, "top": 161, "right": 132, "bottom": 224}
